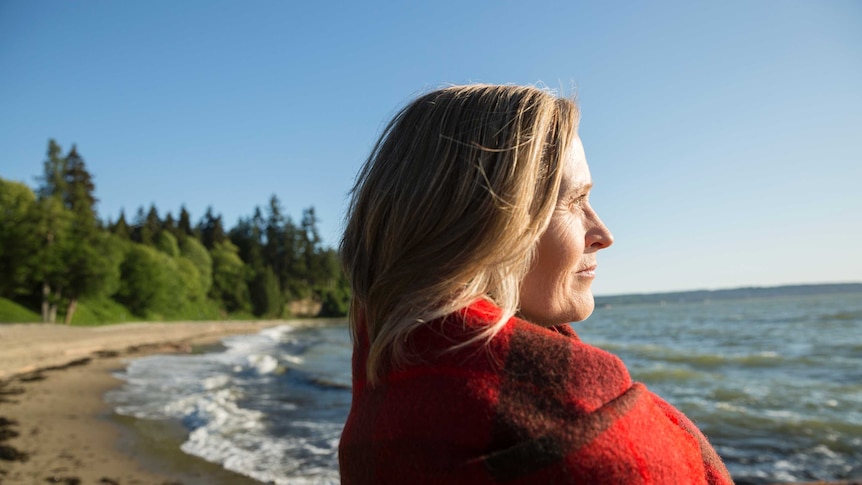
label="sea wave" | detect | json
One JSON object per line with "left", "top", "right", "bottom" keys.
{"left": 107, "top": 322, "right": 352, "bottom": 484}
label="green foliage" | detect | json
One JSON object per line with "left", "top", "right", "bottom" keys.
{"left": 155, "top": 231, "right": 180, "bottom": 258}
{"left": 111, "top": 210, "right": 131, "bottom": 239}
{"left": 37, "top": 139, "right": 67, "bottom": 200}
{"left": 67, "top": 296, "right": 133, "bottom": 326}
{"left": 210, "top": 241, "right": 250, "bottom": 313}
{"left": 134, "top": 205, "right": 162, "bottom": 245}
{"left": 249, "top": 265, "right": 283, "bottom": 317}
{"left": 179, "top": 235, "right": 213, "bottom": 295}
{"left": 230, "top": 212, "right": 265, "bottom": 271}
{"left": 162, "top": 212, "right": 178, "bottom": 237}
{"left": 178, "top": 206, "right": 194, "bottom": 237}
{"left": 2, "top": 140, "right": 353, "bottom": 322}
{"left": 0, "top": 297, "right": 41, "bottom": 323}
{"left": 176, "top": 257, "right": 204, "bottom": 300}
{"left": 0, "top": 178, "right": 38, "bottom": 298}
{"left": 317, "top": 263, "right": 351, "bottom": 317}
{"left": 116, "top": 243, "right": 185, "bottom": 318}
{"left": 62, "top": 222, "right": 123, "bottom": 299}
{"left": 30, "top": 195, "right": 74, "bottom": 321}
{"left": 199, "top": 206, "right": 227, "bottom": 249}
{"left": 62, "top": 145, "right": 98, "bottom": 215}
{"left": 318, "top": 285, "right": 351, "bottom": 317}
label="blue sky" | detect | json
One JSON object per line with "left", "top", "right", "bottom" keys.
{"left": 2, "top": 1, "right": 860, "bottom": 295}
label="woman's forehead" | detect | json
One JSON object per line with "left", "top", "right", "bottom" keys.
{"left": 560, "top": 137, "right": 592, "bottom": 194}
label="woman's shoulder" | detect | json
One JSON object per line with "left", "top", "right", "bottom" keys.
{"left": 489, "top": 315, "right": 633, "bottom": 414}
{"left": 391, "top": 300, "right": 633, "bottom": 414}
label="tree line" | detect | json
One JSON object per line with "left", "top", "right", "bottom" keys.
{"left": 0, "top": 140, "right": 350, "bottom": 324}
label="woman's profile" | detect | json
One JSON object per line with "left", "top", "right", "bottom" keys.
{"left": 338, "top": 84, "right": 733, "bottom": 484}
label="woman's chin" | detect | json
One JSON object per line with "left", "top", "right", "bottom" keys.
{"left": 521, "top": 292, "right": 595, "bottom": 326}
{"left": 562, "top": 294, "right": 595, "bottom": 324}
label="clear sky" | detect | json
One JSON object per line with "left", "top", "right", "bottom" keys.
{"left": 2, "top": 0, "right": 860, "bottom": 296}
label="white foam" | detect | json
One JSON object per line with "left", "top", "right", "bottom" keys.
{"left": 107, "top": 323, "right": 351, "bottom": 483}
{"left": 715, "top": 402, "right": 747, "bottom": 413}
{"left": 180, "top": 418, "right": 342, "bottom": 485}
{"left": 246, "top": 353, "right": 280, "bottom": 375}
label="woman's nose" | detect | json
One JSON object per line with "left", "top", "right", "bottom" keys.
{"left": 587, "top": 216, "right": 613, "bottom": 249}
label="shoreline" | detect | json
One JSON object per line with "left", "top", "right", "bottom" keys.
{"left": 0, "top": 319, "right": 327, "bottom": 484}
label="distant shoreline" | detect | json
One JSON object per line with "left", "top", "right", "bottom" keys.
{"left": 595, "top": 282, "right": 862, "bottom": 306}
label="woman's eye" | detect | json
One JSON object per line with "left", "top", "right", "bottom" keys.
{"left": 570, "top": 195, "right": 588, "bottom": 210}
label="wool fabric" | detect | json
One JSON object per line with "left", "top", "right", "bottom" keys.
{"left": 339, "top": 299, "right": 733, "bottom": 484}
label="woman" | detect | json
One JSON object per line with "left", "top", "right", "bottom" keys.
{"left": 339, "top": 84, "right": 732, "bottom": 484}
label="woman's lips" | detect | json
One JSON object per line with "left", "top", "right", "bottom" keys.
{"left": 577, "top": 266, "right": 597, "bottom": 278}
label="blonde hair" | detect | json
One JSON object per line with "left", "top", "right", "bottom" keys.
{"left": 341, "top": 84, "right": 579, "bottom": 384}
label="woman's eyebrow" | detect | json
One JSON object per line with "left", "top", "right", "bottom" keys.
{"left": 562, "top": 181, "right": 593, "bottom": 196}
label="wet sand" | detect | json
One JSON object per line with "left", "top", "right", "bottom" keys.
{"left": 0, "top": 320, "right": 308, "bottom": 485}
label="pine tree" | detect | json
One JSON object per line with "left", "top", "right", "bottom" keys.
{"left": 38, "top": 139, "right": 67, "bottom": 200}
{"left": 33, "top": 140, "right": 73, "bottom": 322}
{"left": 230, "top": 215, "right": 264, "bottom": 271}
{"left": 301, "top": 206, "right": 324, "bottom": 289}
{"left": 141, "top": 204, "right": 161, "bottom": 246}
{"left": 58, "top": 144, "right": 118, "bottom": 323}
{"left": 112, "top": 210, "right": 131, "bottom": 239}
{"left": 178, "top": 205, "right": 194, "bottom": 237}
{"left": 62, "top": 145, "right": 97, "bottom": 215}
{"left": 264, "top": 195, "right": 302, "bottom": 298}
{"left": 199, "top": 206, "right": 226, "bottom": 250}
{"left": 32, "top": 196, "right": 71, "bottom": 322}
{"left": 131, "top": 206, "right": 146, "bottom": 243}
{"left": 163, "top": 212, "right": 178, "bottom": 237}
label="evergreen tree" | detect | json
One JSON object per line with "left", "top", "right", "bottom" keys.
{"left": 300, "top": 207, "right": 325, "bottom": 289}
{"left": 29, "top": 140, "right": 72, "bottom": 322}
{"left": 131, "top": 206, "right": 146, "bottom": 243}
{"left": 318, "top": 265, "right": 351, "bottom": 317}
{"left": 264, "top": 195, "right": 284, "bottom": 264}
{"left": 163, "top": 212, "right": 177, "bottom": 237}
{"left": 178, "top": 205, "right": 194, "bottom": 237}
{"left": 112, "top": 210, "right": 131, "bottom": 239}
{"left": 199, "top": 206, "right": 227, "bottom": 249}
{"left": 37, "top": 139, "right": 67, "bottom": 200}
{"left": 229, "top": 214, "right": 264, "bottom": 272}
{"left": 62, "top": 145, "right": 97, "bottom": 214}
{"left": 31, "top": 196, "right": 72, "bottom": 322}
{"left": 56, "top": 144, "right": 118, "bottom": 323}
{"left": 252, "top": 206, "right": 265, "bottom": 239}
{"left": 13, "top": 141, "right": 125, "bottom": 323}
{"left": 140, "top": 204, "right": 161, "bottom": 246}
{"left": 264, "top": 195, "right": 301, "bottom": 298}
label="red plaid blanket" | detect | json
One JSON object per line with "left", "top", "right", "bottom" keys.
{"left": 339, "top": 299, "right": 733, "bottom": 484}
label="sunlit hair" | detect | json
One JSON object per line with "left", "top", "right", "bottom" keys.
{"left": 340, "top": 84, "right": 579, "bottom": 384}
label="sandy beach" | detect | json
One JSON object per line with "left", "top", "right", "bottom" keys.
{"left": 0, "top": 320, "right": 311, "bottom": 485}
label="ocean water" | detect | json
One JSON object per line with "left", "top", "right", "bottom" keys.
{"left": 107, "top": 289, "right": 862, "bottom": 484}
{"left": 107, "top": 323, "right": 353, "bottom": 484}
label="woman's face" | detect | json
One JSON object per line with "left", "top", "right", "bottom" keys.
{"left": 519, "top": 137, "right": 614, "bottom": 326}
